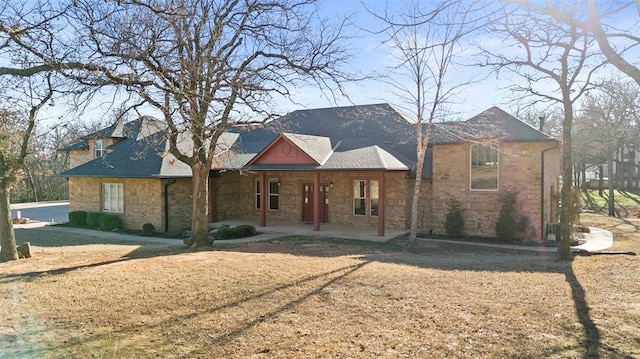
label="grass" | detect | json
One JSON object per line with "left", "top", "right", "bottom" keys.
{"left": 581, "top": 189, "right": 640, "bottom": 217}
{"left": 1, "top": 215, "right": 639, "bottom": 358}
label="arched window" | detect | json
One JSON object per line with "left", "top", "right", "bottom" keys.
{"left": 470, "top": 143, "right": 498, "bottom": 190}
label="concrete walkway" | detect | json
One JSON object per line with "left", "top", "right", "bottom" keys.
{"left": 416, "top": 226, "right": 614, "bottom": 253}
{"left": 15, "top": 219, "right": 613, "bottom": 253}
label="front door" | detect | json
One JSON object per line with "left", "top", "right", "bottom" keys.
{"left": 302, "top": 183, "right": 329, "bottom": 223}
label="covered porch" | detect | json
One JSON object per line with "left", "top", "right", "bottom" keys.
{"left": 208, "top": 216, "right": 408, "bottom": 242}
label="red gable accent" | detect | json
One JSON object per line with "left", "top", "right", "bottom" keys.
{"left": 248, "top": 134, "right": 318, "bottom": 165}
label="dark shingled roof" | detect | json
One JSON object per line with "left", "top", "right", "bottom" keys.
{"left": 431, "top": 106, "right": 556, "bottom": 145}
{"left": 61, "top": 104, "right": 555, "bottom": 179}
{"left": 60, "top": 118, "right": 191, "bottom": 178}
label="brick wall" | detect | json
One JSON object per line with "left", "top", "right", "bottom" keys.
{"left": 68, "top": 176, "right": 189, "bottom": 233}
{"left": 431, "top": 141, "right": 560, "bottom": 241}
{"left": 164, "top": 178, "right": 194, "bottom": 234}
{"left": 215, "top": 170, "right": 425, "bottom": 230}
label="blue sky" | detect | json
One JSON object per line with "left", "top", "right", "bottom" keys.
{"left": 38, "top": 0, "right": 640, "bottom": 127}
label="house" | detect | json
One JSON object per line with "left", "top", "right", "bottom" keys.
{"left": 61, "top": 104, "right": 560, "bottom": 241}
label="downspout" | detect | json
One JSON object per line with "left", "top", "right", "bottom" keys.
{"left": 541, "top": 142, "right": 560, "bottom": 241}
{"left": 164, "top": 179, "right": 177, "bottom": 233}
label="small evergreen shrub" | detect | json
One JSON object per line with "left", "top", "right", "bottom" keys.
{"left": 68, "top": 211, "right": 87, "bottom": 227}
{"left": 99, "top": 214, "right": 122, "bottom": 231}
{"left": 217, "top": 225, "right": 257, "bottom": 239}
{"left": 142, "top": 223, "right": 156, "bottom": 236}
{"left": 86, "top": 212, "right": 102, "bottom": 228}
{"left": 495, "top": 191, "right": 530, "bottom": 242}
{"left": 445, "top": 199, "right": 465, "bottom": 238}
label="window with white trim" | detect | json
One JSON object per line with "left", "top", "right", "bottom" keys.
{"left": 95, "top": 139, "right": 105, "bottom": 158}
{"left": 471, "top": 144, "right": 498, "bottom": 190}
{"left": 102, "top": 183, "right": 124, "bottom": 213}
{"left": 268, "top": 179, "right": 279, "bottom": 210}
{"left": 353, "top": 180, "right": 379, "bottom": 217}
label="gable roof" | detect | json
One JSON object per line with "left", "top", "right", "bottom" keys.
{"left": 61, "top": 104, "right": 556, "bottom": 179}
{"left": 431, "top": 106, "right": 556, "bottom": 144}
{"left": 60, "top": 118, "right": 191, "bottom": 178}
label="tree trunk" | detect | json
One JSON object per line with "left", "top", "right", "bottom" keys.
{"left": 0, "top": 181, "right": 18, "bottom": 261}
{"left": 558, "top": 105, "right": 574, "bottom": 260}
{"left": 608, "top": 147, "right": 615, "bottom": 217}
{"left": 581, "top": 161, "right": 587, "bottom": 191}
{"left": 627, "top": 150, "right": 635, "bottom": 190}
{"left": 408, "top": 147, "right": 426, "bottom": 245}
{"left": 25, "top": 166, "right": 38, "bottom": 202}
{"left": 190, "top": 162, "right": 210, "bottom": 247}
{"left": 598, "top": 165, "right": 604, "bottom": 196}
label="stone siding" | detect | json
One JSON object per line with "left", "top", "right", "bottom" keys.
{"left": 164, "top": 178, "right": 193, "bottom": 234}
{"left": 68, "top": 176, "right": 193, "bottom": 234}
{"left": 215, "top": 170, "right": 425, "bottom": 230}
{"left": 431, "top": 141, "right": 559, "bottom": 241}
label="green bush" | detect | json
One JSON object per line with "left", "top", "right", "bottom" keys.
{"left": 142, "top": 223, "right": 156, "bottom": 236}
{"left": 86, "top": 212, "right": 102, "bottom": 228}
{"left": 495, "top": 191, "right": 529, "bottom": 242}
{"left": 68, "top": 211, "right": 87, "bottom": 227}
{"left": 99, "top": 214, "right": 122, "bottom": 231}
{"left": 445, "top": 199, "right": 465, "bottom": 238}
{"left": 217, "top": 225, "right": 257, "bottom": 239}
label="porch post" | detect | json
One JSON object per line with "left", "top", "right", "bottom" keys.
{"left": 313, "top": 172, "right": 320, "bottom": 231}
{"left": 378, "top": 171, "right": 385, "bottom": 236}
{"left": 260, "top": 172, "right": 266, "bottom": 227}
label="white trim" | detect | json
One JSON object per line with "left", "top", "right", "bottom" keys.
{"left": 102, "top": 182, "right": 124, "bottom": 213}
{"left": 268, "top": 178, "right": 279, "bottom": 211}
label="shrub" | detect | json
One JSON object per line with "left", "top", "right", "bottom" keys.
{"left": 68, "top": 211, "right": 87, "bottom": 227}
{"left": 217, "top": 225, "right": 257, "bottom": 239}
{"left": 495, "top": 191, "right": 530, "bottom": 242}
{"left": 86, "top": 212, "right": 102, "bottom": 228}
{"left": 99, "top": 214, "right": 122, "bottom": 231}
{"left": 445, "top": 199, "right": 465, "bottom": 238}
{"left": 142, "top": 223, "right": 156, "bottom": 236}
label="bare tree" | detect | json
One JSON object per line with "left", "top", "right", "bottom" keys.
{"left": 576, "top": 78, "right": 640, "bottom": 216}
{"left": 66, "top": 0, "right": 352, "bottom": 246}
{"left": 371, "top": 1, "right": 479, "bottom": 244}
{"left": 481, "top": 2, "right": 606, "bottom": 259}
{"left": 504, "top": 1, "right": 640, "bottom": 85}
{"left": 0, "top": 75, "right": 54, "bottom": 261}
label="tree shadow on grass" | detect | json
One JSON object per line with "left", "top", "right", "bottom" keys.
{"left": 25, "top": 260, "right": 371, "bottom": 357}
{"left": 1, "top": 228, "right": 185, "bottom": 283}
{"left": 619, "top": 190, "right": 640, "bottom": 205}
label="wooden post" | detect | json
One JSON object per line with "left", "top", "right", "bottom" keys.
{"left": 313, "top": 172, "right": 320, "bottom": 231}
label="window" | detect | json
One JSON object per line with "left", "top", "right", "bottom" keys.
{"left": 471, "top": 144, "right": 498, "bottom": 190}
{"left": 353, "top": 180, "right": 366, "bottom": 215}
{"left": 268, "top": 179, "right": 279, "bottom": 210}
{"left": 255, "top": 179, "right": 261, "bottom": 209}
{"left": 102, "top": 183, "right": 124, "bottom": 213}
{"left": 353, "top": 180, "right": 379, "bottom": 217}
{"left": 370, "top": 180, "right": 379, "bottom": 217}
{"left": 95, "top": 139, "right": 105, "bottom": 158}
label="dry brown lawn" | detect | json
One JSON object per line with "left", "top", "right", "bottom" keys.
{"left": 1, "top": 214, "right": 639, "bottom": 358}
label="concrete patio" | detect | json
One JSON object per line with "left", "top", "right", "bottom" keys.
{"left": 209, "top": 216, "right": 409, "bottom": 242}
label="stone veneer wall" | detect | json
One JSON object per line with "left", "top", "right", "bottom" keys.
{"left": 164, "top": 178, "right": 193, "bottom": 234}
{"left": 215, "top": 170, "right": 429, "bottom": 230}
{"left": 431, "top": 141, "right": 560, "bottom": 241}
{"left": 68, "top": 176, "right": 194, "bottom": 233}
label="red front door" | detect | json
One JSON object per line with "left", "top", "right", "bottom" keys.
{"left": 302, "top": 183, "right": 329, "bottom": 223}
